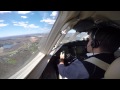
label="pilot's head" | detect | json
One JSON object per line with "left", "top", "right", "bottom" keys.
{"left": 87, "top": 21, "right": 120, "bottom": 54}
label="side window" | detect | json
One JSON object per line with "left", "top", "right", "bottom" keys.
{"left": 0, "top": 11, "right": 58, "bottom": 78}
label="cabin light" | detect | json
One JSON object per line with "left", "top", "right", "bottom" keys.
{"left": 61, "top": 31, "right": 66, "bottom": 34}
{"left": 61, "top": 29, "right": 67, "bottom": 35}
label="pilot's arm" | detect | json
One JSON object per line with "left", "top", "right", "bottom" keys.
{"left": 58, "top": 51, "right": 89, "bottom": 79}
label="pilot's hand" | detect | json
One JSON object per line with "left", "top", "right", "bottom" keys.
{"left": 60, "top": 51, "right": 65, "bottom": 60}
{"left": 59, "top": 51, "right": 65, "bottom": 63}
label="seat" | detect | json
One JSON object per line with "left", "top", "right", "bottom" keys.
{"left": 114, "top": 49, "right": 120, "bottom": 58}
{"left": 104, "top": 57, "right": 120, "bottom": 79}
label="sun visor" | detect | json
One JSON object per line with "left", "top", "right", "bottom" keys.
{"left": 73, "top": 18, "right": 95, "bottom": 32}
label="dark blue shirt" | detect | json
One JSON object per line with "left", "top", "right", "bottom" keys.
{"left": 58, "top": 53, "right": 115, "bottom": 79}
{"left": 58, "top": 59, "right": 89, "bottom": 79}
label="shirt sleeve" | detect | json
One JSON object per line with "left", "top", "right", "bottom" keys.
{"left": 58, "top": 59, "right": 89, "bottom": 79}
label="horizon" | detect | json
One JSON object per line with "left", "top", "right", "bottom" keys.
{"left": 0, "top": 32, "right": 77, "bottom": 39}
{"left": 0, "top": 11, "right": 58, "bottom": 38}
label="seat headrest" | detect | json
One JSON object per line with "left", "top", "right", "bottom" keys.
{"left": 104, "top": 57, "right": 120, "bottom": 79}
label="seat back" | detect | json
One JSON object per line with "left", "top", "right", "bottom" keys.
{"left": 104, "top": 57, "right": 120, "bottom": 79}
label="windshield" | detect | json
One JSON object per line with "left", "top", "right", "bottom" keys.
{"left": 0, "top": 11, "right": 58, "bottom": 78}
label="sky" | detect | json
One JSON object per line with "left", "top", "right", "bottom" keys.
{"left": 0, "top": 11, "right": 58, "bottom": 38}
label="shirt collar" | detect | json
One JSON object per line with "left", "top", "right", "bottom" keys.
{"left": 86, "top": 53, "right": 99, "bottom": 57}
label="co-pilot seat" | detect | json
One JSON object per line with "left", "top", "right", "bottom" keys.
{"left": 84, "top": 49, "right": 120, "bottom": 79}
{"left": 104, "top": 57, "right": 120, "bottom": 79}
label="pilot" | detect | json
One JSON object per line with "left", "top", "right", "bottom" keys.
{"left": 57, "top": 20, "right": 120, "bottom": 79}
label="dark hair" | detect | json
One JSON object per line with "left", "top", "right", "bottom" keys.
{"left": 88, "top": 21, "right": 120, "bottom": 53}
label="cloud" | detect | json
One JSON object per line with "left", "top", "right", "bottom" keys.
{"left": 0, "top": 20, "right": 4, "bottom": 22}
{"left": 40, "top": 11, "right": 58, "bottom": 24}
{"left": 0, "top": 11, "right": 11, "bottom": 14}
{"left": 13, "top": 21, "right": 39, "bottom": 28}
{"left": 21, "top": 16, "right": 28, "bottom": 19}
{"left": 39, "top": 27, "right": 50, "bottom": 31}
{"left": 50, "top": 11, "right": 58, "bottom": 17}
{"left": 0, "top": 23, "right": 8, "bottom": 27}
{"left": 18, "top": 11, "right": 31, "bottom": 14}
{"left": 13, "top": 21, "right": 28, "bottom": 28}
{"left": 40, "top": 18, "right": 55, "bottom": 24}
{"left": 28, "top": 24, "right": 39, "bottom": 28}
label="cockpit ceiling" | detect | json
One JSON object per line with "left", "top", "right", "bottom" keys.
{"left": 93, "top": 11, "right": 120, "bottom": 24}
{"left": 73, "top": 11, "right": 120, "bottom": 32}
{"left": 94, "top": 11, "right": 120, "bottom": 20}
{"left": 73, "top": 17, "right": 94, "bottom": 32}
